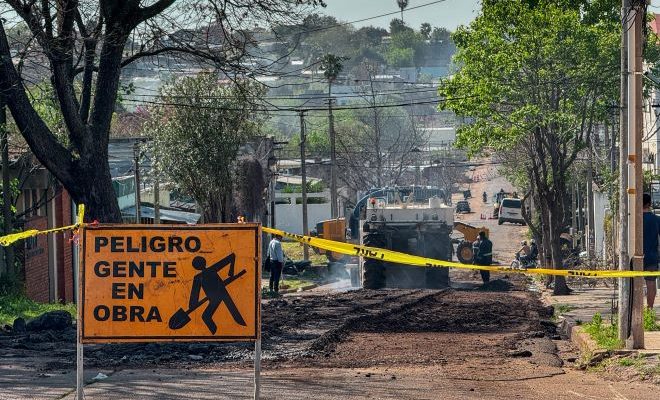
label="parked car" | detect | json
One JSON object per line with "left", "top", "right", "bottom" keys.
{"left": 455, "top": 200, "right": 471, "bottom": 214}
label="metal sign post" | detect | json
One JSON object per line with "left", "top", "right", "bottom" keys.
{"left": 76, "top": 234, "right": 84, "bottom": 400}
{"left": 254, "top": 339, "right": 261, "bottom": 400}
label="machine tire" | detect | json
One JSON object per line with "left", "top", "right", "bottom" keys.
{"left": 456, "top": 241, "right": 474, "bottom": 264}
{"left": 362, "top": 233, "right": 386, "bottom": 289}
{"left": 498, "top": 218, "right": 504, "bottom": 225}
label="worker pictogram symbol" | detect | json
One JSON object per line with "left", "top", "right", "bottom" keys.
{"left": 169, "top": 254, "right": 247, "bottom": 333}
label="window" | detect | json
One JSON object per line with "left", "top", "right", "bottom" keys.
{"left": 501, "top": 199, "right": 521, "bottom": 208}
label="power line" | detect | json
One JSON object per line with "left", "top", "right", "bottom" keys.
{"left": 121, "top": 95, "right": 478, "bottom": 113}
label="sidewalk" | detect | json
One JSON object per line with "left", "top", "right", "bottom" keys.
{"left": 542, "top": 285, "right": 660, "bottom": 353}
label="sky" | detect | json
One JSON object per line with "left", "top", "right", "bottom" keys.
{"left": 322, "top": 0, "right": 660, "bottom": 32}
{"left": 320, "top": 0, "right": 480, "bottom": 31}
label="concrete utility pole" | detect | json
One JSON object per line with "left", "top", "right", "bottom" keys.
{"left": 619, "top": 0, "right": 644, "bottom": 349}
{"left": 299, "top": 111, "right": 309, "bottom": 261}
{"left": 587, "top": 139, "right": 595, "bottom": 257}
{"left": 134, "top": 141, "right": 141, "bottom": 224}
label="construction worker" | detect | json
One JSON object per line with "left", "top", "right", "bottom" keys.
{"left": 473, "top": 231, "right": 493, "bottom": 284}
{"left": 268, "top": 234, "right": 285, "bottom": 294}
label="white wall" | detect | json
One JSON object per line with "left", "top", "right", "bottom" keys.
{"left": 275, "top": 203, "right": 331, "bottom": 234}
{"left": 275, "top": 190, "right": 331, "bottom": 234}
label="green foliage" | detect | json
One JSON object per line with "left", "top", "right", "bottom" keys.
{"left": 146, "top": 73, "right": 265, "bottom": 222}
{"left": 440, "top": 0, "right": 619, "bottom": 154}
{"left": 286, "top": 129, "right": 330, "bottom": 155}
{"left": 643, "top": 307, "right": 660, "bottom": 331}
{"left": 583, "top": 312, "right": 623, "bottom": 350}
{"left": 385, "top": 47, "right": 415, "bottom": 67}
{"left": 0, "top": 293, "right": 76, "bottom": 326}
{"left": 643, "top": 169, "right": 659, "bottom": 193}
{"left": 321, "top": 54, "right": 344, "bottom": 82}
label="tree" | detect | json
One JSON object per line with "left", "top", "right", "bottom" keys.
{"left": 420, "top": 23, "right": 432, "bottom": 40}
{"left": 389, "top": 18, "right": 411, "bottom": 36}
{"left": 438, "top": 0, "right": 620, "bottom": 295}
{"left": 335, "top": 66, "right": 428, "bottom": 192}
{"left": 397, "top": 0, "right": 410, "bottom": 22}
{"left": 0, "top": 0, "right": 323, "bottom": 222}
{"left": 147, "top": 73, "right": 266, "bottom": 223}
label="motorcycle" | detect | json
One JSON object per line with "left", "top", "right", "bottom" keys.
{"left": 482, "top": 191, "right": 488, "bottom": 203}
{"left": 510, "top": 253, "right": 537, "bottom": 270}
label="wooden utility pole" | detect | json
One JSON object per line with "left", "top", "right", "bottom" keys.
{"left": 619, "top": 0, "right": 644, "bottom": 349}
{"left": 0, "top": 98, "right": 14, "bottom": 278}
{"left": 134, "top": 141, "right": 141, "bottom": 224}
{"left": 153, "top": 172, "right": 160, "bottom": 224}
{"left": 300, "top": 111, "right": 309, "bottom": 261}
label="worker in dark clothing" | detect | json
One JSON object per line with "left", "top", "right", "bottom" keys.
{"left": 643, "top": 193, "right": 659, "bottom": 309}
{"left": 473, "top": 231, "right": 493, "bottom": 284}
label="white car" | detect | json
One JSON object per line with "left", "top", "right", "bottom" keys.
{"left": 498, "top": 198, "right": 526, "bottom": 225}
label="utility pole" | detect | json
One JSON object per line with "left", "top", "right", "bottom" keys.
{"left": 618, "top": 0, "right": 631, "bottom": 344}
{"left": 328, "top": 95, "right": 338, "bottom": 219}
{"left": 587, "top": 139, "right": 595, "bottom": 258}
{"left": 299, "top": 111, "right": 309, "bottom": 261}
{"left": 620, "top": 0, "right": 644, "bottom": 349}
{"left": 0, "top": 98, "right": 14, "bottom": 279}
{"left": 134, "top": 141, "right": 141, "bottom": 224}
{"left": 153, "top": 172, "right": 160, "bottom": 224}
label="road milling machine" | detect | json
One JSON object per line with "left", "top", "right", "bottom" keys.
{"left": 358, "top": 187, "right": 454, "bottom": 289}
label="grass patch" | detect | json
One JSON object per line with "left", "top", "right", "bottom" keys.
{"left": 643, "top": 307, "right": 660, "bottom": 331}
{"left": 583, "top": 313, "right": 623, "bottom": 351}
{"left": 0, "top": 294, "right": 76, "bottom": 326}
{"left": 282, "top": 242, "right": 327, "bottom": 265}
{"left": 618, "top": 355, "right": 646, "bottom": 367}
{"left": 552, "top": 303, "right": 575, "bottom": 320}
{"left": 261, "top": 276, "right": 317, "bottom": 291}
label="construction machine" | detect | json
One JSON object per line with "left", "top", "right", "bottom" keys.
{"left": 358, "top": 187, "right": 454, "bottom": 289}
{"left": 312, "top": 218, "right": 348, "bottom": 263}
{"left": 453, "top": 222, "right": 489, "bottom": 264}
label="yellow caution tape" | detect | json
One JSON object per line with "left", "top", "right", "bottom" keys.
{"left": 263, "top": 226, "right": 660, "bottom": 279}
{"left": 0, "top": 204, "right": 86, "bottom": 247}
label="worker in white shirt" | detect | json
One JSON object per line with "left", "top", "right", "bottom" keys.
{"left": 267, "top": 234, "right": 285, "bottom": 293}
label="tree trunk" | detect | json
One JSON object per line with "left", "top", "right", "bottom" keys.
{"left": 68, "top": 160, "right": 122, "bottom": 223}
{"left": 549, "top": 202, "right": 571, "bottom": 295}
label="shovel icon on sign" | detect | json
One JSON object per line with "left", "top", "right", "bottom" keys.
{"left": 169, "top": 253, "right": 247, "bottom": 334}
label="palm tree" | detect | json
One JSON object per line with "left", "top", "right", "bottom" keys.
{"left": 320, "top": 54, "right": 344, "bottom": 218}
{"left": 397, "top": 0, "right": 409, "bottom": 22}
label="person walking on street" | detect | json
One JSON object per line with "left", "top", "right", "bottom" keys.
{"left": 642, "top": 194, "right": 658, "bottom": 309}
{"left": 268, "top": 234, "right": 285, "bottom": 294}
{"left": 473, "top": 231, "right": 493, "bottom": 284}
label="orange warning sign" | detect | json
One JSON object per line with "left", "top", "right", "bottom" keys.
{"left": 81, "top": 224, "right": 261, "bottom": 343}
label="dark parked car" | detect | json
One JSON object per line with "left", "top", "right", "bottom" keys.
{"left": 455, "top": 200, "right": 471, "bottom": 214}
